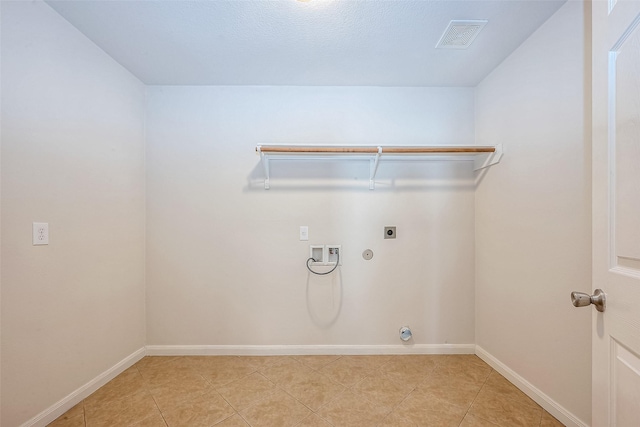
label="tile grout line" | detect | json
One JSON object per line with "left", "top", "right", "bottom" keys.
{"left": 318, "top": 357, "right": 400, "bottom": 425}
{"left": 236, "top": 408, "right": 253, "bottom": 427}
{"left": 458, "top": 367, "right": 494, "bottom": 426}
{"left": 537, "top": 406, "right": 544, "bottom": 427}
{"left": 458, "top": 366, "right": 545, "bottom": 427}
{"left": 373, "top": 360, "right": 440, "bottom": 426}
{"left": 137, "top": 364, "right": 170, "bottom": 427}
{"left": 234, "top": 364, "right": 330, "bottom": 427}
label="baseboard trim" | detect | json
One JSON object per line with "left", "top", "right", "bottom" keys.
{"left": 20, "top": 347, "right": 146, "bottom": 427}
{"left": 145, "top": 344, "right": 476, "bottom": 356}
{"left": 475, "top": 346, "right": 589, "bottom": 427}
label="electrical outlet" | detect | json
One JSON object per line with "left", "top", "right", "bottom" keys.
{"left": 33, "top": 222, "right": 49, "bottom": 245}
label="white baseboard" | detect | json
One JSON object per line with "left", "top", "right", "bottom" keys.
{"left": 145, "top": 343, "right": 476, "bottom": 356}
{"left": 475, "top": 346, "right": 589, "bottom": 427}
{"left": 20, "top": 347, "right": 146, "bottom": 427}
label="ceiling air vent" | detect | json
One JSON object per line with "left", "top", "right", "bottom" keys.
{"left": 435, "top": 20, "right": 488, "bottom": 49}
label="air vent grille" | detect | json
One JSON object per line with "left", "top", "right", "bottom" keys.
{"left": 436, "top": 20, "right": 488, "bottom": 49}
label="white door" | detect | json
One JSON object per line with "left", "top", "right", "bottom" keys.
{"left": 592, "top": 0, "right": 640, "bottom": 425}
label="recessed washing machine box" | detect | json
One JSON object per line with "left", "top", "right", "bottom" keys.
{"left": 309, "top": 245, "right": 324, "bottom": 264}
{"left": 327, "top": 245, "right": 342, "bottom": 265}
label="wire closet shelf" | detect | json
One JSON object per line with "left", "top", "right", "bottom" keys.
{"left": 255, "top": 144, "right": 503, "bottom": 190}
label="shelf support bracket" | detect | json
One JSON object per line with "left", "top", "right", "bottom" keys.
{"left": 257, "top": 146, "right": 270, "bottom": 190}
{"left": 369, "top": 146, "right": 383, "bottom": 190}
{"left": 474, "top": 143, "right": 503, "bottom": 171}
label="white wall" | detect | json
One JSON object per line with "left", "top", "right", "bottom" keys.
{"left": 0, "top": 0, "right": 593, "bottom": 424}
{"left": 146, "top": 86, "right": 477, "bottom": 349}
{"left": 1, "top": 2, "right": 146, "bottom": 425}
{"left": 475, "top": 1, "right": 591, "bottom": 424}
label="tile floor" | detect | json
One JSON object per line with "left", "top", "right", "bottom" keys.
{"left": 48, "top": 355, "right": 565, "bottom": 427}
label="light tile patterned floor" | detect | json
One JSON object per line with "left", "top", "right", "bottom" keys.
{"left": 48, "top": 355, "right": 565, "bottom": 427}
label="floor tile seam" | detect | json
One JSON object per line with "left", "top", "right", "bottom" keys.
{"left": 409, "top": 383, "right": 482, "bottom": 414}
{"left": 345, "top": 372, "right": 418, "bottom": 412}
{"left": 292, "top": 355, "right": 344, "bottom": 369}
{"left": 314, "top": 392, "right": 392, "bottom": 427}
{"left": 257, "top": 361, "right": 308, "bottom": 380}
{"left": 228, "top": 371, "right": 281, "bottom": 411}
{"left": 293, "top": 412, "right": 335, "bottom": 427}
{"left": 464, "top": 395, "right": 542, "bottom": 427}
{"left": 380, "top": 360, "right": 435, "bottom": 379}
{"left": 84, "top": 377, "right": 147, "bottom": 406}
{"left": 341, "top": 386, "right": 397, "bottom": 413}
{"left": 414, "top": 389, "right": 475, "bottom": 416}
{"left": 465, "top": 407, "right": 539, "bottom": 427}
{"left": 155, "top": 406, "right": 169, "bottom": 427}
{"left": 458, "top": 413, "right": 501, "bottom": 427}
{"left": 211, "top": 369, "right": 264, "bottom": 390}
{"left": 536, "top": 408, "right": 544, "bottom": 427}
{"left": 271, "top": 383, "right": 315, "bottom": 413}
{"left": 190, "top": 367, "right": 242, "bottom": 389}
{"left": 343, "top": 372, "right": 375, "bottom": 391}
{"left": 126, "top": 411, "right": 167, "bottom": 427}
{"left": 215, "top": 389, "right": 245, "bottom": 415}
{"left": 147, "top": 390, "right": 186, "bottom": 425}
{"left": 238, "top": 392, "right": 315, "bottom": 427}
{"left": 83, "top": 388, "right": 150, "bottom": 417}
{"left": 148, "top": 384, "right": 221, "bottom": 412}
{"left": 454, "top": 360, "right": 493, "bottom": 371}
{"left": 428, "top": 368, "right": 489, "bottom": 385}
{"left": 365, "top": 389, "right": 408, "bottom": 423}
{"left": 315, "top": 367, "right": 342, "bottom": 381}
{"left": 300, "top": 367, "right": 349, "bottom": 389}
{"left": 138, "top": 372, "right": 206, "bottom": 390}
{"left": 255, "top": 369, "right": 279, "bottom": 386}
{"left": 332, "top": 372, "right": 373, "bottom": 389}
{"left": 305, "top": 363, "right": 339, "bottom": 372}
{"left": 211, "top": 412, "right": 243, "bottom": 427}
{"left": 377, "top": 365, "right": 430, "bottom": 392}
{"left": 374, "top": 381, "right": 419, "bottom": 424}
{"left": 138, "top": 362, "right": 197, "bottom": 379}
{"left": 125, "top": 410, "right": 166, "bottom": 427}
{"left": 478, "top": 386, "right": 543, "bottom": 412}
{"left": 460, "top": 368, "right": 495, "bottom": 425}
{"left": 211, "top": 376, "right": 251, "bottom": 391}
{"left": 188, "top": 364, "right": 245, "bottom": 380}
{"left": 135, "top": 356, "right": 180, "bottom": 373}
{"left": 300, "top": 382, "right": 351, "bottom": 414}
{"left": 312, "top": 407, "right": 341, "bottom": 427}
{"left": 236, "top": 409, "right": 254, "bottom": 427}
{"left": 374, "top": 410, "right": 394, "bottom": 427}
{"left": 223, "top": 391, "right": 278, "bottom": 414}
{"left": 402, "top": 371, "right": 434, "bottom": 390}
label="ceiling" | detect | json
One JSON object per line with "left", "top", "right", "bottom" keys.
{"left": 45, "top": 0, "right": 566, "bottom": 87}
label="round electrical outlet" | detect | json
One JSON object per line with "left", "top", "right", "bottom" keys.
{"left": 362, "top": 249, "right": 374, "bottom": 260}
